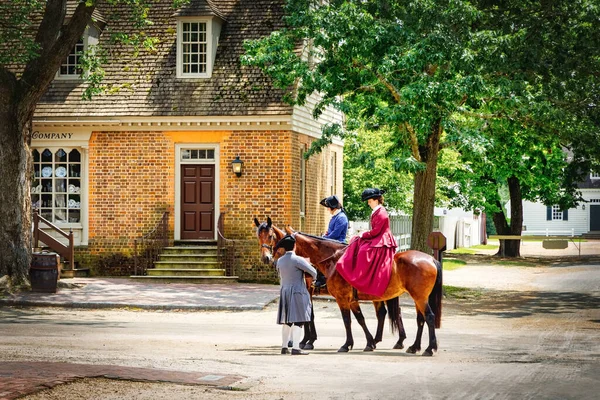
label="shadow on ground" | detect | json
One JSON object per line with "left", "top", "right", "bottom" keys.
{"left": 452, "top": 289, "right": 600, "bottom": 319}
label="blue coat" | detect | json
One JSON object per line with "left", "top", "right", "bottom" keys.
{"left": 323, "top": 211, "right": 349, "bottom": 243}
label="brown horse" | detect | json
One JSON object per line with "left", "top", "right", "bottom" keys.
{"left": 255, "top": 218, "right": 409, "bottom": 353}
{"left": 254, "top": 217, "right": 319, "bottom": 350}
{"left": 285, "top": 226, "right": 443, "bottom": 356}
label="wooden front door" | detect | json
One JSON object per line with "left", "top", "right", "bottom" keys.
{"left": 591, "top": 205, "right": 600, "bottom": 231}
{"left": 181, "top": 165, "right": 215, "bottom": 239}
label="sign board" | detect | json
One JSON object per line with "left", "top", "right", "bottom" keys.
{"left": 427, "top": 232, "right": 447, "bottom": 251}
{"left": 542, "top": 240, "right": 569, "bottom": 250}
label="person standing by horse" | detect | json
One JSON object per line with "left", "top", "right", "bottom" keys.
{"left": 335, "top": 188, "right": 397, "bottom": 297}
{"left": 274, "top": 234, "right": 318, "bottom": 355}
{"left": 314, "top": 195, "right": 349, "bottom": 289}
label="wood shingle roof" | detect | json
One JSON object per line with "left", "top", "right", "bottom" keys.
{"left": 35, "top": 0, "right": 292, "bottom": 118}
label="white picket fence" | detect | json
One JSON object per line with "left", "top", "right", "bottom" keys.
{"left": 349, "top": 215, "right": 412, "bottom": 252}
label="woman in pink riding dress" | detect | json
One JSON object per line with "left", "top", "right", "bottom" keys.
{"left": 335, "top": 188, "right": 397, "bottom": 297}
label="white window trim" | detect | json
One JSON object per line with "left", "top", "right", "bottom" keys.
{"left": 551, "top": 205, "right": 563, "bottom": 221}
{"left": 591, "top": 172, "right": 600, "bottom": 179}
{"left": 176, "top": 18, "right": 213, "bottom": 79}
{"left": 174, "top": 144, "right": 220, "bottom": 241}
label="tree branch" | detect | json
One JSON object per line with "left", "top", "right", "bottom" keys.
{"left": 35, "top": 0, "right": 67, "bottom": 57}
{"left": 18, "top": 1, "right": 95, "bottom": 121}
{"left": 404, "top": 122, "right": 421, "bottom": 162}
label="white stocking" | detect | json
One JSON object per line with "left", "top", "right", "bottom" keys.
{"left": 292, "top": 325, "right": 303, "bottom": 350}
{"left": 281, "top": 324, "right": 291, "bottom": 348}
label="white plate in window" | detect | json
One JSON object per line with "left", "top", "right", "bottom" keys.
{"left": 55, "top": 167, "right": 67, "bottom": 177}
{"left": 41, "top": 167, "right": 53, "bottom": 177}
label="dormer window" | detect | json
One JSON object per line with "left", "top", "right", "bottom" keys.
{"left": 181, "top": 20, "right": 208, "bottom": 75}
{"left": 59, "top": 38, "right": 84, "bottom": 77}
{"left": 176, "top": 17, "right": 222, "bottom": 78}
{"left": 56, "top": 25, "right": 101, "bottom": 80}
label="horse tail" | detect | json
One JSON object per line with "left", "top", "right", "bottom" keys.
{"left": 385, "top": 297, "right": 400, "bottom": 334}
{"left": 428, "top": 258, "right": 443, "bottom": 329}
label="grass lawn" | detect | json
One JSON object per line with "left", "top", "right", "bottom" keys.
{"left": 442, "top": 259, "right": 467, "bottom": 271}
{"left": 443, "top": 285, "right": 484, "bottom": 299}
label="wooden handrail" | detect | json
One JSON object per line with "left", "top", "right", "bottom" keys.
{"left": 33, "top": 211, "right": 75, "bottom": 263}
{"left": 133, "top": 211, "right": 169, "bottom": 276}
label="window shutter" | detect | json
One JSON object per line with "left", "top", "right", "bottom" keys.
{"left": 563, "top": 210, "right": 568, "bottom": 221}
{"left": 546, "top": 206, "right": 552, "bottom": 221}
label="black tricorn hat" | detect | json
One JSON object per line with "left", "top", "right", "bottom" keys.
{"left": 274, "top": 234, "right": 296, "bottom": 252}
{"left": 361, "top": 188, "right": 386, "bottom": 201}
{"left": 320, "top": 195, "right": 342, "bottom": 209}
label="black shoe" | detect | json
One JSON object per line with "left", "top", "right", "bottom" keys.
{"left": 281, "top": 348, "right": 289, "bottom": 354}
{"left": 291, "top": 349, "right": 309, "bottom": 355}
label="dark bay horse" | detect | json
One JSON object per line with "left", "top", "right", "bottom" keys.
{"left": 254, "top": 218, "right": 409, "bottom": 353}
{"left": 285, "top": 226, "right": 443, "bottom": 356}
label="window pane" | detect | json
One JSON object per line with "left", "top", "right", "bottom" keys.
{"left": 31, "top": 148, "right": 84, "bottom": 224}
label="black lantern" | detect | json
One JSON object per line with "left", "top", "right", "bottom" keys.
{"left": 231, "top": 156, "right": 243, "bottom": 177}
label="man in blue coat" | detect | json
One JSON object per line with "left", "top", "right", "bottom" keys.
{"left": 315, "top": 195, "right": 348, "bottom": 288}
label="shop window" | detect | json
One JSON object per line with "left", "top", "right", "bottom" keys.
{"left": 31, "top": 148, "right": 82, "bottom": 225}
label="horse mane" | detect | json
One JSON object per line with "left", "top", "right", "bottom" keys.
{"left": 294, "top": 231, "right": 348, "bottom": 248}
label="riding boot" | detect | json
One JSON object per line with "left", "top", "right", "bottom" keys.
{"left": 291, "top": 325, "right": 308, "bottom": 355}
{"left": 281, "top": 324, "right": 291, "bottom": 354}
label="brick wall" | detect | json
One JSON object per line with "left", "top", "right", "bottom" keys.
{"left": 76, "top": 128, "right": 341, "bottom": 282}
{"left": 82, "top": 130, "right": 175, "bottom": 272}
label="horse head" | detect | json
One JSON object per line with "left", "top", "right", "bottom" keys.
{"left": 254, "top": 217, "right": 286, "bottom": 264}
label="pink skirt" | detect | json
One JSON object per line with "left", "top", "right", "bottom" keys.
{"left": 335, "top": 237, "right": 395, "bottom": 297}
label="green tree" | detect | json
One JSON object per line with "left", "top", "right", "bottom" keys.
{"left": 0, "top": 0, "right": 180, "bottom": 287}
{"left": 439, "top": 0, "right": 600, "bottom": 256}
{"left": 242, "top": 0, "right": 600, "bottom": 255}
{"left": 342, "top": 128, "right": 414, "bottom": 220}
{"left": 242, "top": 0, "right": 490, "bottom": 252}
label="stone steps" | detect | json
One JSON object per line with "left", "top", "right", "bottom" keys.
{"left": 130, "top": 240, "right": 237, "bottom": 283}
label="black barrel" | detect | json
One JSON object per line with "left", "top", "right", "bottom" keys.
{"left": 30, "top": 252, "right": 60, "bottom": 293}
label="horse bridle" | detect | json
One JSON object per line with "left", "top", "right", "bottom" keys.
{"left": 259, "top": 227, "right": 277, "bottom": 252}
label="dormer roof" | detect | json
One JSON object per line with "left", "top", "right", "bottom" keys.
{"left": 172, "top": 0, "right": 227, "bottom": 21}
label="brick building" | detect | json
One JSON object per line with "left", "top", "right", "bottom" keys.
{"left": 31, "top": 0, "right": 344, "bottom": 281}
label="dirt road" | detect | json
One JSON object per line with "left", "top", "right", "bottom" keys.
{"left": 1, "top": 258, "right": 598, "bottom": 400}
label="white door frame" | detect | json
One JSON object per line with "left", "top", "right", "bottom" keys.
{"left": 174, "top": 144, "right": 220, "bottom": 240}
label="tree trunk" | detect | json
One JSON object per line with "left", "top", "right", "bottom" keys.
{"left": 492, "top": 176, "right": 523, "bottom": 257}
{"left": 410, "top": 120, "right": 442, "bottom": 254}
{"left": 0, "top": 72, "right": 32, "bottom": 285}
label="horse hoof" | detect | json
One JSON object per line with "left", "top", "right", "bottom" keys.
{"left": 337, "top": 347, "right": 350, "bottom": 353}
{"left": 393, "top": 343, "right": 404, "bottom": 350}
{"left": 406, "top": 346, "right": 418, "bottom": 354}
{"left": 303, "top": 343, "right": 314, "bottom": 350}
{"left": 363, "top": 346, "right": 374, "bottom": 352}
{"left": 422, "top": 349, "right": 434, "bottom": 357}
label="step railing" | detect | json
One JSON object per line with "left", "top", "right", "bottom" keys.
{"left": 217, "top": 212, "right": 237, "bottom": 276}
{"left": 133, "top": 211, "right": 169, "bottom": 276}
{"left": 32, "top": 210, "right": 75, "bottom": 264}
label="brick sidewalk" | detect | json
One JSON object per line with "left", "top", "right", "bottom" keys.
{"left": 0, "top": 362, "right": 244, "bottom": 400}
